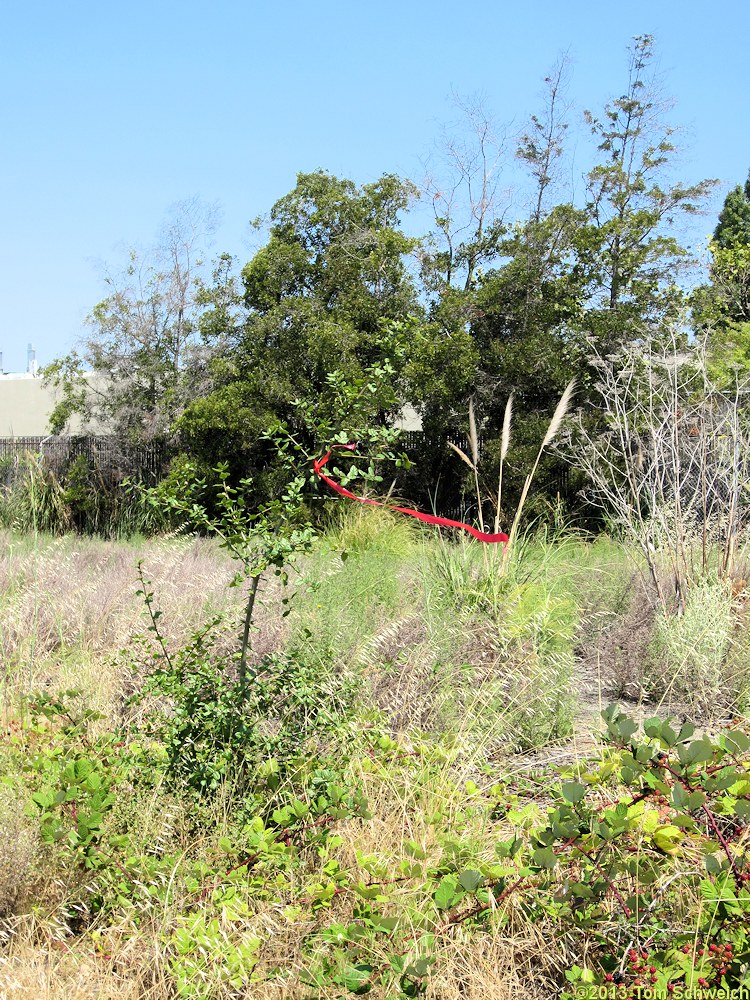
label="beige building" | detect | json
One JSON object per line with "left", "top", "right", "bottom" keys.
{"left": 0, "top": 373, "right": 92, "bottom": 437}
{"left": 0, "top": 374, "right": 55, "bottom": 437}
{"left": 0, "top": 355, "right": 422, "bottom": 438}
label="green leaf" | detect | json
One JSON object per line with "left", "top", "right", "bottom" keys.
{"left": 652, "top": 824, "right": 682, "bottom": 855}
{"left": 704, "top": 854, "right": 722, "bottom": 874}
{"left": 723, "top": 729, "right": 750, "bottom": 754}
{"left": 404, "top": 957, "right": 434, "bottom": 978}
{"left": 405, "top": 840, "right": 427, "bottom": 860}
{"left": 433, "top": 876, "right": 459, "bottom": 909}
{"left": 31, "top": 789, "right": 54, "bottom": 810}
{"left": 678, "top": 739, "right": 715, "bottom": 766}
{"left": 562, "top": 782, "right": 587, "bottom": 804}
{"left": 341, "top": 963, "right": 373, "bottom": 994}
{"left": 457, "top": 869, "right": 483, "bottom": 892}
{"left": 532, "top": 847, "right": 557, "bottom": 869}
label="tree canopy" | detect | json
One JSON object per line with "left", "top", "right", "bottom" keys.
{"left": 45, "top": 36, "right": 729, "bottom": 524}
{"left": 176, "top": 171, "right": 421, "bottom": 485}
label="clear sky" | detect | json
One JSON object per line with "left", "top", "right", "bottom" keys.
{"left": 1, "top": 0, "right": 747, "bottom": 372}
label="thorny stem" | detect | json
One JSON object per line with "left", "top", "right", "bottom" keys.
{"left": 136, "top": 561, "right": 173, "bottom": 672}
{"left": 701, "top": 804, "right": 743, "bottom": 882}
{"left": 575, "top": 845, "right": 633, "bottom": 919}
{"left": 654, "top": 759, "right": 743, "bottom": 882}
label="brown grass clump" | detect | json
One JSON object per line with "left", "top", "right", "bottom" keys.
{"left": 0, "top": 928, "right": 165, "bottom": 999}
{"left": 581, "top": 571, "right": 656, "bottom": 703}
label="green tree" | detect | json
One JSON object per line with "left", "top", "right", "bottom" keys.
{"left": 456, "top": 66, "right": 587, "bottom": 519}
{"left": 714, "top": 171, "right": 750, "bottom": 249}
{"left": 692, "top": 173, "right": 750, "bottom": 382}
{"left": 178, "top": 172, "right": 421, "bottom": 484}
{"left": 708, "top": 173, "right": 750, "bottom": 325}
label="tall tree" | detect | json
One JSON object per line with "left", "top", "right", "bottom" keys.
{"left": 694, "top": 172, "right": 750, "bottom": 382}
{"left": 708, "top": 172, "right": 750, "bottom": 325}
{"left": 178, "top": 172, "right": 421, "bottom": 478}
{"left": 467, "top": 62, "right": 587, "bottom": 518}
{"left": 45, "top": 198, "right": 218, "bottom": 443}
{"left": 575, "top": 35, "right": 717, "bottom": 348}
{"left": 714, "top": 172, "right": 750, "bottom": 249}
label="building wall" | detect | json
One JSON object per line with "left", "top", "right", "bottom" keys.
{"left": 0, "top": 376, "right": 88, "bottom": 436}
{"left": 0, "top": 374, "right": 423, "bottom": 438}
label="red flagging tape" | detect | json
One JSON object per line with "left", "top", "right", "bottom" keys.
{"left": 313, "top": 444, "right": 508, "bottom": 545}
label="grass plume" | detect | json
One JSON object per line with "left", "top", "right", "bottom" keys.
{"left": 447, "top": 397, "right": 486, "bottom": 534}
{"left": 494, "top": 393, "right": 513, "bottom": 534}
{"left": 506, "top": 379, "right": 575, "bottom": 553}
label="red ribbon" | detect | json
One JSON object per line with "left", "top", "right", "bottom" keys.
{"left": 313, "top": 444, "right": 508, "bottom": 545}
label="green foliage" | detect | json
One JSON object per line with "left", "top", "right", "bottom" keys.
{"left": 715, "top": 171, "right": 750, "bottom": 250}
{"left": 126, "top": 566, "right": 357, "bottom": 803}
{"left": 21, "top": 689, "right": 116, "bottom": 865}
{"left": 0, "top": 453, "right": 71, "bottom": 534}
{"left": 706, "top": 318, "right": 750, "bottom": 385}
{"left": 553, "top": 707, "right": 750, "bottom": 996}
{"left": 647, "top": 577, "right": 740, "bottom": 712}
{"left": 179, "top": 172, "right": 421, "bottom": 478}
{"left": 168, "top": 913, "right": 262, "bottom": 997}
{"left": 327, "top": 503, "right": 419, "bottom": 558}
{"left": 575, "top": 35, "right": 716, "bottom": 348}
{"left": 0, "top": 450, "right": 169, "bottom": 538}
{"left": 430, "top": 535, "right": 578, "bottom": 748}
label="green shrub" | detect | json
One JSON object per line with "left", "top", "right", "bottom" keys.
{"left": 126, "top": 575, "right": 357, "bottom": 810}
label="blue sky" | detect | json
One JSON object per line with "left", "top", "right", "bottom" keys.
{"left": 1, "top": 0, "right": 747, "bottom": 372}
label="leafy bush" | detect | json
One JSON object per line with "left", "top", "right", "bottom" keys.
{"left": 124, "top": 567, "right": 358, "bottom": 811}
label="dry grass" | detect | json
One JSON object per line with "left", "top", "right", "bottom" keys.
{"left": 0, "top": 531, "right": 288, "bottom": 721}
{"left": 0, "top": 520, "right": 576, "bottom": 997}
{"left": 3, "top": 519, "right": 739, "bottom": 998}
{"left": 0, "top": 930, "right": 554, "bottom": 1000}
{"left": 0, "top": 746, "right": 566, "bottom": 1000}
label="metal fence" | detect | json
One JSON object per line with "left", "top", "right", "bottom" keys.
{"left": 0, "top": 436, "right": 171, "bottom": 480}
{"left": 0, "top": 432, "right": 571, "bottom": 518}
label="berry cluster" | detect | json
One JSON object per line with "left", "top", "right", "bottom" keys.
{"left": 679, "top": 940, "right": 734, "bottom": 984}
{"left": 603, "top": 949, "right": 659, "bottom": 991}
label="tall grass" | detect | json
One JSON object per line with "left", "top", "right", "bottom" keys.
{"left": 0, "top": 515, "right": 583, "bottom": 997}
{"left": 428, "top": 530, "right": 581, "bottom": 748}
{"left": 0, "top": 453, "right": 166, "bottom": 538}
{"left": 1, "top": 519, "right": 746, "bottom": 997}
{"left": 299, "top": 507, "right": 579, "bottom": 749}
{"left": 646, "top": 575, "right": 741, "bottom": 713}
{"left": 448, "top": 382, "right": 574, "bottom": 560}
